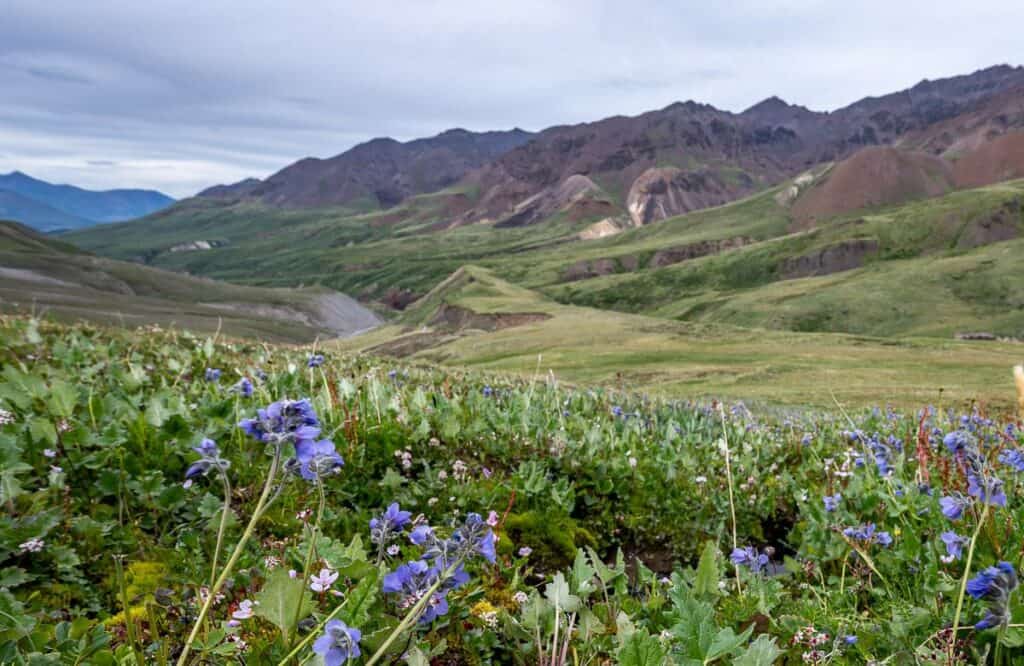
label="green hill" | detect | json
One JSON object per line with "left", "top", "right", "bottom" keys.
{"left": 0, "top": 220, "right": 380, "bottom": 342}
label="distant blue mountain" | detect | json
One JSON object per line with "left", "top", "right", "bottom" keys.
{"left": 0, "top": 171, "right": 175, "bottom": 231}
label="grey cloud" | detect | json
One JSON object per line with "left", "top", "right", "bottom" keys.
{"left": 0, "top": 0, "right": 1022, "bottom": 197}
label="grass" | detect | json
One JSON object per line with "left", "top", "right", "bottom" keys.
{"left": 332, "top": 267, "right": 1024, "bottom": 410}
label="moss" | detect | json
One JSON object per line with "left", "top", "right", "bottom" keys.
{"left": 501, "top": 511, "right": 596, "bottom": 571}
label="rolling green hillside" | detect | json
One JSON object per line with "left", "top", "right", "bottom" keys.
{"left": 331, "top": 266, "right": 1023, "bottom": 409}
{"left": 0, "top": 220, "right": 380, "bottom": 342}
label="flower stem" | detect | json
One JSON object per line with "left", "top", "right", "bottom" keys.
{"left": 288, "top": 481, "right": 326, "bottom": 649}
{"left": 209, "top": 472, "right": 232, "bottom": 588}
{"left": 950, "top": 502, "right": 990, "bottom": 662}
{"left": 718, "top": 405, "right": 742, "bottom": 596}
{"left": 364, "top": 565, "right": 455, "bottom": 666}
{"left": 176, "top": 450, "right": 281, "bottom": 666}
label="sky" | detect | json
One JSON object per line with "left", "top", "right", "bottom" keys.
{"left": 1, "top": 1, "right": 1022, "bottom": 198}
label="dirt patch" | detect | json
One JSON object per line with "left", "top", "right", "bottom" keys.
{"left": 781, "top": 238, "right": 880, "bottom": 279}
{"left": 429, "top": 303, "right": 551, "bottom": 331}
{"left": 956, "top": 197, "right": 1022, "bottom": 249}
{"left": 562, "top": 256, "right": 636, "bottom": 282}
{"left": 952, "top": 130, "right": 1024, "bottom": 188}
{"left": 649, "top": 236, "right": 753, "bottom": 268}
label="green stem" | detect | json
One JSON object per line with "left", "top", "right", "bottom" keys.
{"left": 209, "top": 472, "right": 232, "bottom": 588}
{"left": 288, "top": 482, "right": 326, "bottom": 649}
{"left": 950, "top": 502, "right": 990, "bottom": 661}
{"left": 114, "top": 555, "right": 146, "bottom": 666}
{"left": 275, "top": 595, "right": 353, "bottom": 666}
{"left": 364, "top": 566, "right": 455, "bottom": 666}
{"left": 176, "top": 450, "right": 281, "bottom": 666}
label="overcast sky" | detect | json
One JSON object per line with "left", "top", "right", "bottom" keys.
{"left": 1, "top": 1, "right": 1021, "bottom": 198}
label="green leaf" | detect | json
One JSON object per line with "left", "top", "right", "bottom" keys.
{"left": 704, "top": 625, "right": 753, "bottom": 663}
{"left": 571, "top": 548, "right": 597, "bottom": 599}
{"left": 733, "top": 635, "right": 784, "bottom": 666}
{"left": 0, "top": 462, "right": 32, "bottom": 503}
{"left": 254, "top": 568, "right": 313, "bottom": 643}
{"left": 29, "top": 418, "right": 57, "bottom": 446}
{"left": 544, "top": 572, "right": 580, "bottom": 613}
{"left": 693, "top": 541, "right": 720, "bottom": 600}
{"left": 47, "top": 380, "right": 77, "bottom": 418}
{"left": 616, "top": 630, "right": 669, "bottom": 666}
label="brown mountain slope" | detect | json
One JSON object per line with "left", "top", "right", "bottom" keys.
{"left": 952, "top": 130, "right": 1024, "bottom": 188}
{"left": 790, "top": 147, "right": 955, "bottom": 224}
{"left": 200, "top": 128, "right": 533, "bottom": 209}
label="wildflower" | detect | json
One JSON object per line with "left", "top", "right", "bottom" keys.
{"left": 730, "top": 546, "right": 769, "bottom": 574}
{"left": 940, "top": 494, "right": 969, "bottom": 520}
{"left": 387, "top": 545, "right": 400, "bottom": 556}
{"left": 310, "top": 568, "right": 339, "bottom": 593}
{"left": 312, "top": 619, "right": 362, "bottom": 666}
{"left": 427, "top": 497, "right": 439, "bottom": 507}
{"left": 438, "top": 470, "right": 448, "bottom": 481}
{"left": 481, "top": 466, "right": 492, "bottom": 479}
{"left": 18, "top": 538, "right": 44, "bottom": 553}
{"left": 410, "top": 525, "right": 434, "bottom": 546}
{"left": 296, "top": 439, "right": 344, "bottom": 481}
{"left": 296, "top": 509, "right": 312, "bottom": 521}
{"left": 695, "top": 475, "right": 707, "bottom": 484}
{"left": 264, "top": 556, "right": 281, "bottom": 569}
{"left": 451, "top": 460, "right": 468, "bottom": 482}
{"left": 939, "top": 531, "right": 969, "bottom": 563}
{"left": 234, "top": 377, "right": 254, "bottom": 397}
{"left": 307, "top": 354, "right": 325, "bottom": 368}
{"left": 383, "top": 560, "right": 455, "bottom": 623}
{"left": 182, "top": 479, "right": 194, "bottom": 489}
{"left": 486, "top": 511, "right": 500, "bottom": 527}
{"left": 842, "top": 523, "right": 893, "bottom": 547}
{"left": 288, "top": 569, "right": 298, "bottom": 579}
{"left": 943, "top": 430, "right": 972, "bottom": 454}
{"left": 843, "top": 635, "right": 857, "bottom": 645}
{"left": 966, "top": 467, "right": 1007, "bottom": 507}
{"left": 0, "top": 409, "right": 14, "bottom": 425}
{"left": 43, "top": 448, "right": 56, "bottom": 458}
{"left": 185, "top": 438, "right": 230, "bottom": 479}
{"left": 205, "top": 368, "right": 221, "bottom": 382}
{"left": 518, "top": 546, "right": 532, "bottom": 557}
{"left": 231, "top": 599, "right": 256, "bottom": 620}
{"left": 483, "top": 386, "right": 493, "bottom": 397}
{"left": 999, "top": 448, "right": 1024, "bottom": 472}
{"left": 471, "top": 600, "right": 499, "bottom": 628}
{"left": 967, "top": 561, "right": 1019, "bottom": 630}
{"left": 823, "top": 494, "right": 841, "bottom": 512}
{"left": 512, "top": 590, "right": 530, "bottom": 605}
{"left": 628, "top": 456, "right": 638, "bottom": 469}
{"left": 370, "top": 503, "right": 412, "bottom": 544}
{"left": 239, "top": 398, "right": 321, "bottom": 453}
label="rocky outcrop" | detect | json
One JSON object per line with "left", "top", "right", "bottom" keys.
{"left": 649, "top": 236, "right": 753, "bottom": 268}
{"left": 495, "top": 175, "right": 607, "bottom": 228}
{"left": 781, "top": 239, "right": 880, "bottom": 279}
{"left": 956, "top": 197, "right": 1022, "bottom": 249}
{"left": 428, "top": 303, "right": 550, "bottom": 331}
{"left": 626, "top": 167, "right": 744, "bottom": 226}
{"left": 168, "top": 240, "right": 225, "bottom": 253}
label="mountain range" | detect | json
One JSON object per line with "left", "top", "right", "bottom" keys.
{"left": 0, "top": 171, "right": 174, "bottom": 232}
{"left": 46, "top": 63, "right": 1024, "bottom": 346}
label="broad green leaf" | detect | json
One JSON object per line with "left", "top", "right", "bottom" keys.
{"left": 616, "top": 630, "right": 669, "bottom": 666}
{"left": 704, "top": 625, "right": 753, "bottom": 662}
{"left": 47, "top": 380, "right": 77, "bottom": 418}
{"left": 693, "top": 541, "right": 720, "bottom": 600}
{"left": 254, "top": 568, "right": 313, "bottom": 642}
{"left": 733, "top": 634, "right": 784, "bottom": 666}
{"left": 544, "top": 572, "right": 580, "bottom": 612}
{"left": 0, "top": 462, "right": 32, "bottom": 503}
{"left": 29, "top": 417, "right": 57, "bottom": 446}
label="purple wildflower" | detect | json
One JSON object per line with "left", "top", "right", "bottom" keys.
{"left": 312, "top": 619, "right": 361, "bottom": 665}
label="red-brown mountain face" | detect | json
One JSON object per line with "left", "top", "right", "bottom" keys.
{"left": 194, "top": 65, "right": 1024, "bottom": 228}
{"left": 200, "top": 128, "right": 534, "bottom": 209}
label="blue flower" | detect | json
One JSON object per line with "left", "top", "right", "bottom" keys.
{"left": 312, "top": 619, "right": 361, "bottom": 666}
{"left": 234, "top": 377, "right": 253, "bottom": 397}
{"left": 966, "top": 468, "right": 1007, "bottom": 507}
{"left": 382, "top": 560, "right": 454, "bottom": 623}
{"left": 409, "top": 525, "right": 433, "bottom": 545}
{"left": 940, "top": 494, "right": 969, "bottom": 520}
{"left": 843, "top": 635, "right": 858, "bottom": 645}
{"left": 730, "top": 546, "right": 769, "bottom": 574}
{"left": 296, "top": 439, "right": 344, "bottom": 481}
{"left": 370, "top": 503, "right": 412, "bottom": 543}
{"left": 239, "top": 398, "right": 320, "bottom": 451}
{"left": 823, "top": 494, "right": 841, "bottom": 513}
{"left": 842, "top": 523, "right": 892, "bottom": 547}
{"left": 939, "top": 531, "right": 968, "bottom": 562}
{"left": 943, "top": 430, "right": 972, "bottom": 454}
{"left": 185, "top": 438, "right": 230, "bottom": 479}
{"left": 966, "top": 561, "right": 1018, "bottom": 630}
{"left": 483, "top": 386, "right": 493, "bottom": 397}
{"left": 204, "top": 368, "right": 221, "bottom": 382}
{"left": 998, "top": 448, "right": 1024, "bottom": 473}
{"left": 307, "top": 354, "right": 324, "bottom": 368}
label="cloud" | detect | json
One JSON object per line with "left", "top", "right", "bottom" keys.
{"left": 0, "top": 0, "right": 1022, "bottom": 197}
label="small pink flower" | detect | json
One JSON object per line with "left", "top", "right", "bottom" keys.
{"left": 310, "top": 568, "right": 339, "bottom": 593}
{"left": 486, "top": 511, "right": 500, "bottom": 527}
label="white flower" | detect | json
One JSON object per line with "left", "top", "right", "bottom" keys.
{"left": 182, "top": 479, "right": 194, "bottom": 489}
{"left": 387, "top": 545, "right": 400, "bottom": 556}
{"left": 18, "top": 538, "right": 44, "bottom": 553}
{"left": 264, "top": 556, "right": 281, "bottom": 569}
{"left": 43, "top": 449, "right": 57, "bottom": 458}
{"left": 232, "top": 599, "right": 257, "bottom": 620}
{"left": 695, "top": 475, "right": 707, "bottom": 484}
{"left": 310, "top": 568, "right": 339, "bottom": 593}
{"left": 628, "top": 457, "right": 638, "bottom": 469}
{"left": 512, "top": 591, "right": 529, "bottom": 605}
{"left": 0, "top": 409, "right": 15, "bottom": 425}
{"left": 288, "top": 569, "right": 298, "bottom": 579}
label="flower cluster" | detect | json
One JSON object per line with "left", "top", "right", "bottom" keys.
{"left": 233, "top": 377, "right": 254, "bottom": 397}
{"left": 966, "top": 561, "right": 1019, "bottom": 630}
{"left": 307, "top": 354, "right": 324, "bottom": 368}
{"left": 842, "top": 523, "right": 893, "bottom": 547}
{"left": 730, "top": 546, "right": 770, "bottom": 574}
{"left": 939, "top": 531, "right": 968, "bottom": 563}
{"left": 205, "top": 367, "right": 221, "bottom": 382}
{"left": 381, "top": 512, "right": 496, "bottom": 624}
{"left": 370, "top": 502, "right": 412, "bottom": 546}
{"left": 238, "top": 398, "right": 343, "bottom": 482}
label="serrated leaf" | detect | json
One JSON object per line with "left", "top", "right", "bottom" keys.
{"left": 693, "top": 541, "right": 720, "bottom": 600}
{"left": 733, "top": 634, "right": 784, "bottom": 666}
{"left": 254, "top": 568, "right": 313, "bottom": 643}
{"left": 616, "top": 630, "right": 668, "bottom": 666}
{"left": 544, "top": 572, "right": 580, "bottom": 612}
{"left": 29, "top": 418, "right": 57, "bottom": 446}
{"left": 47, "top": 380, "right": 77, "bottom": 418}
{"left": 704, "top": 625, "right": 753, "bottom": 662}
